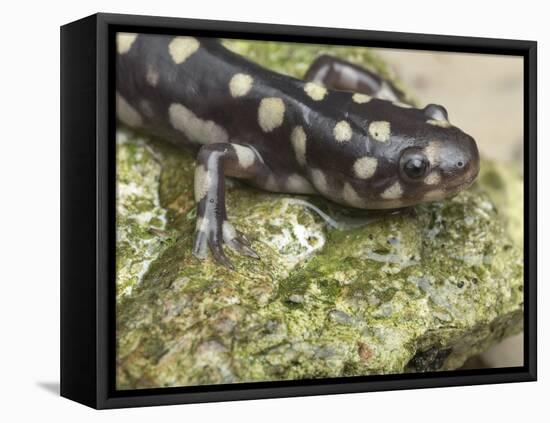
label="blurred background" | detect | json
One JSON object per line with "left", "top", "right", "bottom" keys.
{"left": 375, "top": 48, "right": 524, "bottom": 164}
{"left": 373, "top": 48, "right": 524, "bottom": 368}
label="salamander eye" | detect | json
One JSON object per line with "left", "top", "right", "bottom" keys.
{"left": 423, "top": 104, "right": 448, "bottom": 122}
{"left": 399, "top": 149, "right": 430, "bottom": 181}
{"left": 404, "top": 157, "right": 428, "bottom": 179}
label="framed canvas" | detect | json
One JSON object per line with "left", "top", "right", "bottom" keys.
{"left": 60, "top": 12, "right": 537, "bottom": 409}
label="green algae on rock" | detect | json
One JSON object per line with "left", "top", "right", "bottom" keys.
{"left": 115, "top": 131, "right": 169, "bottom": 299}
{"left": 115, "top": 42, "right": 523, "bottom": 389}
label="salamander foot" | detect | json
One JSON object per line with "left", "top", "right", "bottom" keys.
{"left": 192, "top": 220, "right": 259, "bottom": 270}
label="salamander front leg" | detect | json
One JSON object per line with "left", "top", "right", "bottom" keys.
{"left": 192, "top": 143, "right": 262, "bottom": 269}
{"left": 304, "top": 54, "right": 406, "bottom": 102}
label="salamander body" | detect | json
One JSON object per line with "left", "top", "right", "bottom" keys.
{"left": 116, "top": 33, "right": 480, "bottom": 268}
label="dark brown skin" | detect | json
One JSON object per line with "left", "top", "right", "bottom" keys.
{"left": 116, "top": 34, "right": 480, "bottom": 268}
{"left": 304, "top": 54, "right": 407, "bottom": 101}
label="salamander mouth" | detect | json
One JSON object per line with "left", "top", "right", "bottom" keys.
{"left": 446, "top": 164, "right": 480, "bottom": 193}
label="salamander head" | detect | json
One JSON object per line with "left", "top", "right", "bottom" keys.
{"left": 392, "top": 103, "right": 479, "bottom": 205}
{"left": 307, "top": 99, "right": 480, "bottom": 210}
{"left": 364, "top": 101, "right": 479, "bottom": 208}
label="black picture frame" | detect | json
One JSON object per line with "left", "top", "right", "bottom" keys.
{"left": 60, "top": 12, "right": 537, "bottom": 409}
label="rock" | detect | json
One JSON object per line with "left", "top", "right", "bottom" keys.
{"left": 115, "top": 41, "right": 523, "bottom": 389}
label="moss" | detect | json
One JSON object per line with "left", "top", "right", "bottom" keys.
{"left": 115, "top": 132, "right": 172, "bottom": 299}
{"left": 115, "top": 41, "right": 523, "bottom": 389}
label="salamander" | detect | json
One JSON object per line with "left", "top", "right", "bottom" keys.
{"left": 116, "top": 33, "right": 480, "bottom": 268}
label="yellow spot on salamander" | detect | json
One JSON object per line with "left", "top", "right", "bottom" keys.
{"left": 286, "top": 174, "right": 316, "bottom": 194}
{"left": 229, "top": 73, "right": 253, "bottom": 97}
{"left": 310, "top": 168, "right": 329, "bottom": 195}
{"left": 304, "top": 82, "right": 327, "bottom": 101}
{"left": 380, "top": 181, "right": 403, "bottom": 200}
{"left": 258, "top": 97, "right": 285, "bottom": 132}
{"left": 233, "top": 144, "right": 255, "bottom": 169}
{"left": 168, "top": 37, "right": 200, "bottom": 64}
{"left": 424, "top": 141, "right": 442, "bottom": 166}
{"left": 424, "top": 171, "right": 441, "bottom": 185}
{"left": 333, "top": 121, "right": 352, "bottom": 142}
{"left": 169, "top": 103, "right": 228, "bottom": 145}
{"left": 116, "top": 33, "right": 137, "bottom": 54}
{"left": 352, "top": 93, "right": 371, "bottom": 104}
{"left": 290, "top": 126, "right": 307, "bottom": 166}
{"left": 353, "top": 156, "right": 378, "bottom": 179}
{"left": 369, "top": 121, "right": 391, "bottom": 142}
{"left": 116, "top": 93, "right": 143, "bottom": 127}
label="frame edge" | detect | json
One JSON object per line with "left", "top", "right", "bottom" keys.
{"left": 82, "top": 12, "right": 538, "bottom": 409}
{"left": 60, "top": 13, "right": 100, "bottom": 409}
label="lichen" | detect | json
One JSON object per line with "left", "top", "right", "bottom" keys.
{"left": 115, "top": 131, "right": 170, "bottom": 299}
{"left": 115, "top": 41, "right": 523, "bottom": 389}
